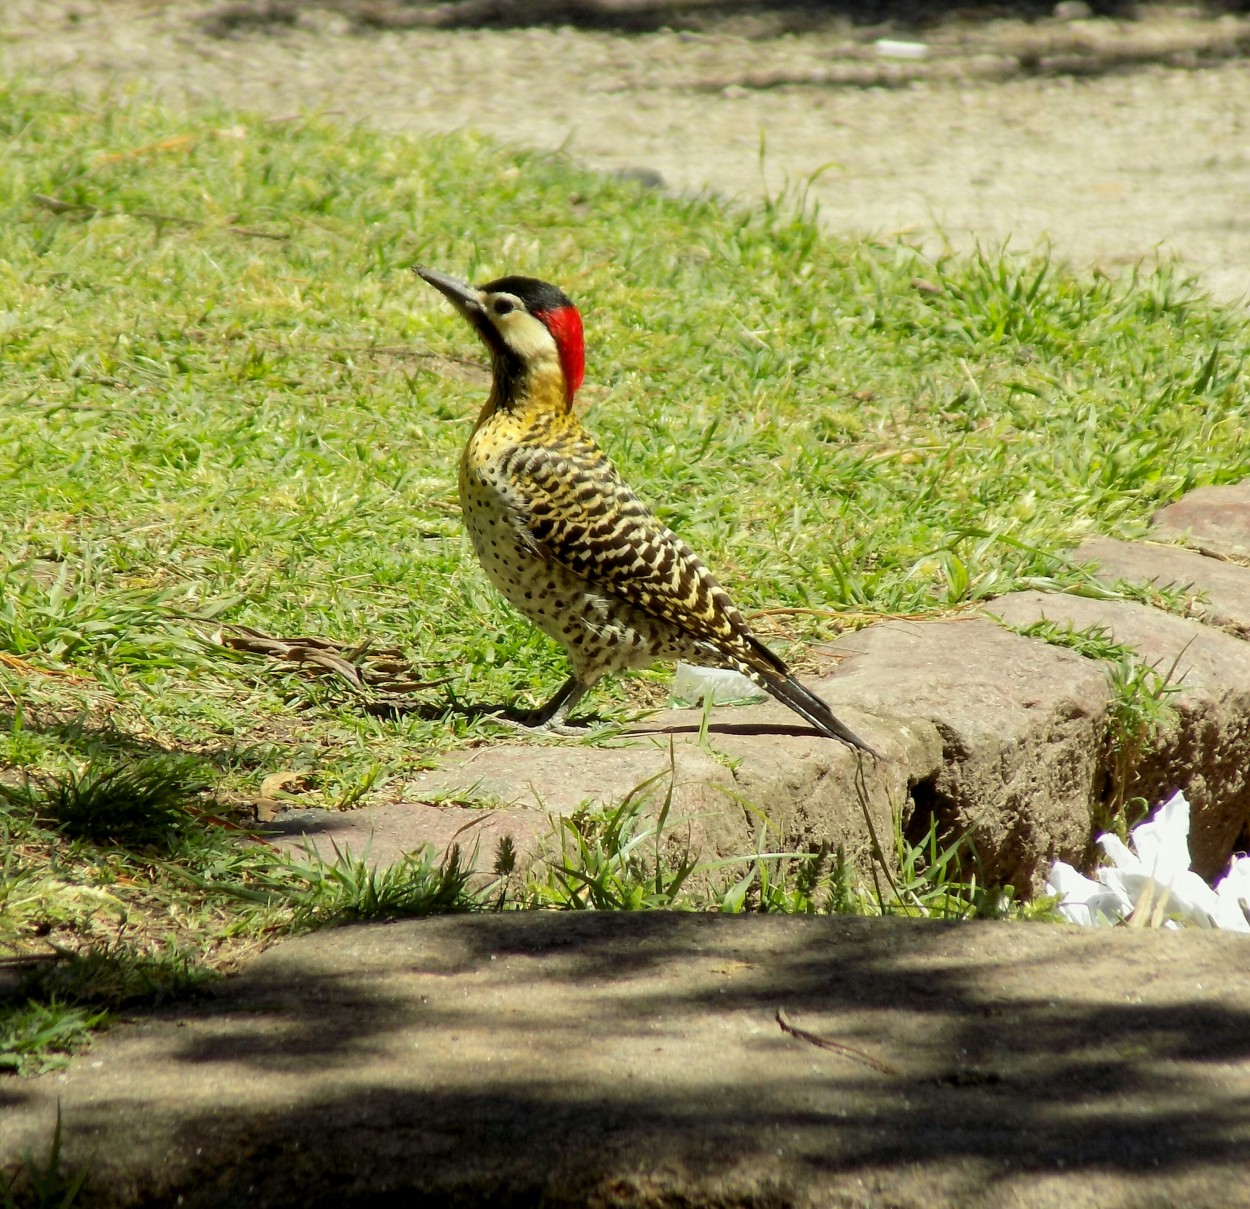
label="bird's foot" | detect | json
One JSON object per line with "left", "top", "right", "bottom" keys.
{"left": 455, "top": 676, "right": 602, "bottom": 738}
{"left": 486, "top": 711, "right": 590, "bottom": 739}
{"left": 479, "top": 703, "right": 626, "bottom": 741}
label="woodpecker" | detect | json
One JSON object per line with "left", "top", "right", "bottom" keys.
{"left": 415, "top": 266, "right": 879, "bottom": 756}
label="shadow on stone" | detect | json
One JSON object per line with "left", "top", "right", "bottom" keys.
{"left": 4, "top": 914, "right": 1248, "bottom": 1207}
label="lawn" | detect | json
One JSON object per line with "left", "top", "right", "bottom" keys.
{"left": 1, "top": 84, "right": 1248, "bottom": 1071}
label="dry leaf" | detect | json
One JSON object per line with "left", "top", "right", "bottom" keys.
{"left": 256, "top": 770, "right": 310, "bottom": 821}
{"left": 259, "top": 771, "right": 309, "bottom": 798}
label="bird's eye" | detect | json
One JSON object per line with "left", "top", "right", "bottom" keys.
{"left": 492, "top": 298, "right": 515, "bottom": 316}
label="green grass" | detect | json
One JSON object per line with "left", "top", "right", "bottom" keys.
{"left": 0, "top": 1000, "right": 107, "bottom": 1077}
{"left": 1, "top": 83, "right": 1248, "bottom": 1070}
{"left": 0, "top": 751, "right": 211, "bottom": 845}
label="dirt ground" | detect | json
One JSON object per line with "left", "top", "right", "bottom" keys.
{"left": 7, "top": 913, "right": 1250, "bottom": 1209}
{"left": 3, "top": 1, "right": 1250, "bottom": 304}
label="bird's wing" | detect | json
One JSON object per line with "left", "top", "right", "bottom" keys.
{"left": 498, "top": 438, "right": 748, "bottom": 649}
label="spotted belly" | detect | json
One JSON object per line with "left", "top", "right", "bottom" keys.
{"left": 459, "top": 475, "right": 702, "bottom": 685}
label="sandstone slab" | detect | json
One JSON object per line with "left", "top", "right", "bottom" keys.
{"left": 271, "top": 618, "right": 1114, "bottom": 897}
{"left": 1074, "top": 535, "right": 1250, "bottom": 639}
{"left": 819, "top": 618, "right": 1113, "bottom": 892}
{"left": 270, "top": 703, "right": 935, "bottom": 887}
{"left": 3, "top": 913, "right": 1249, "bottom": 1209}
{"left": 1151, "top": 479, "right": 1250, "bottom": 561}
{"left": 264, "top": 800, "right": 552, "bottom": 874}
{"left": 989, "top": 590, "right": 1250, "bottom": 878}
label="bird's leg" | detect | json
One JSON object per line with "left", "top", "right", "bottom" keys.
{"left": 492, "top": 674, "right": 591, "bottom": 736}
{"left": 526, "top": 673, "right": 589, "bottom": 728}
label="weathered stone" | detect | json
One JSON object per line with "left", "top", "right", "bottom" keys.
{"left": 267, "top": 560, "right": 1250, "bottom": 899}
{"left": 1151, "top": 479, "right": 1250, "bottom": 561}
{"left": 269, "top": 700, "right": 936, "bottom": 885}
{"left": 272, "top": 616, "right": 1120, "bottom": 896}
{"left": 3, "top": 914, "right": 1249, "bottom": 1209}
{"left": 264, "top": 801, "right": 551, "bottom": 874}
{"left": 404, "top": 734, "right": 740, "bottom": 817}
{"left": 1074, "top": 535, "right": 1250, "bottom": 638}
{"left": 989, "top": 590, "right": 1250, "bottom": 878}
{"left": 817, "top": 617, "right": 1112, "bottom": 891}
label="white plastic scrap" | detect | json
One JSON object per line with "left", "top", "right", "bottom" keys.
{"left": 1046, "top": 791, "right": 1250, "bottom": 932}
{"left": 874, "top": 38, "right": 929, "bottom": 60}
{"left": 671, "top": 662, "right": 767, "bottom": 707}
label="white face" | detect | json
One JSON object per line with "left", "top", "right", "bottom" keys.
{"left": 480, "top": 289, "right": 560, "bottom": 371}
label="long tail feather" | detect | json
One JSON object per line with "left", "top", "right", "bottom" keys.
{"left": 741, "top": 637, "right": 881, "bottom": 757}
{"left": 758, "top": 668, "right": 881, "bottom": 756}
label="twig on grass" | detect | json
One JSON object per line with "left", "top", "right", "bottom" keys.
{"left": 0, "top": 651, "right": 86, "bottom": 681}
{"left": 776, "top": 1008, "right": 896, "bottom": 1075}
{"left": 216, "top": 623, "right": 452, "bottom": 700}
{"left": 33, "top": 193, "right": 288, "bottom": 241}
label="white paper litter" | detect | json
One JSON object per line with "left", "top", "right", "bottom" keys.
{"left": 1046, "top": 790, "right": 1250, "bottom": 933}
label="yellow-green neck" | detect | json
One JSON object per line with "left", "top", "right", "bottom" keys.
{"left": 475, "top": 359, "right": 576, "bottom": 434}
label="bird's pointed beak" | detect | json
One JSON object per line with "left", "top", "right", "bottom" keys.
{"left": 413, "top": 266, "right": 484, "bottom": 316}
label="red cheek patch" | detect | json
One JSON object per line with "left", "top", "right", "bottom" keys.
{"left": 537, "top": 305, "right": 585, "bottom": 404}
